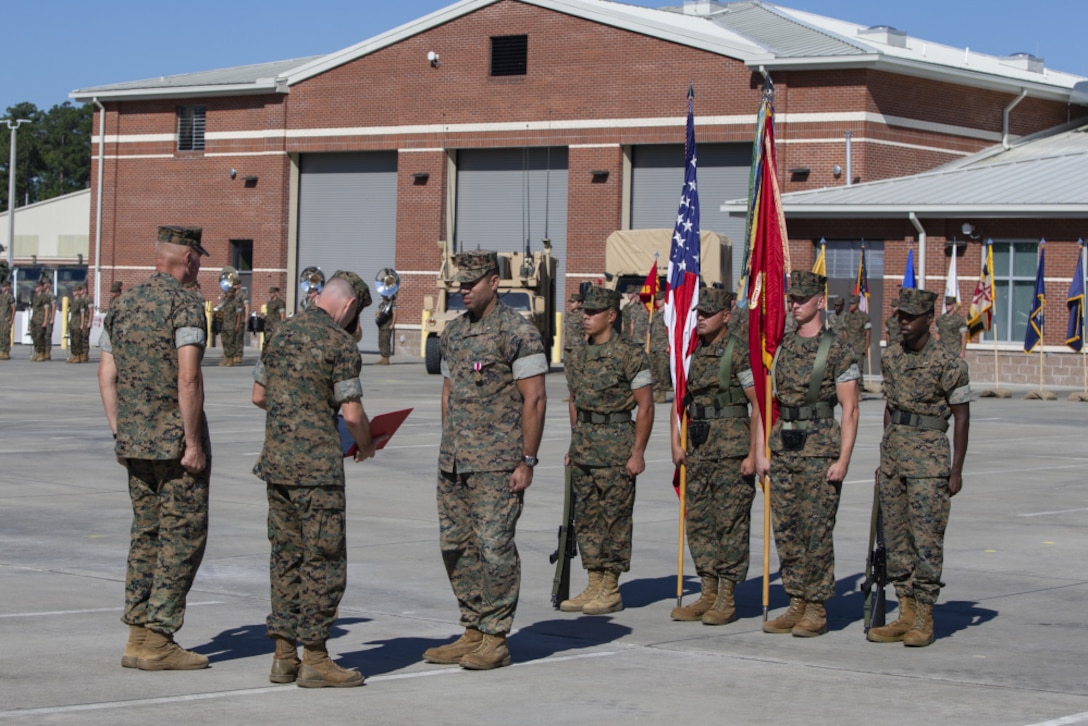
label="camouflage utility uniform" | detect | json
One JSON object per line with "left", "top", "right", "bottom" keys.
{"left": 623, "top": 300, "right": 649, "bottom": 347}
{"left": 676, "top": 313, "right": 756, "bottom": 623}
{"left": 563, "top": 303, "right": 586, "bottom": 356}
{"left": 101, "top": 271, "right": 211, "bottom": 636}
{"left": 438, "top": 301, "right": 547, "bottom": 637}
{"left": 220, "top": 288, "right": 246, "bottom": 362}
{"left": 263, "top": 294, "right": 285, "bottom": 352}
{"left": 67, "top": 289, "right": 86, "bottom": 361}
{"left": 566, "top": 334, "right": 651, "bottom": 577}
{"left": 376, "top": 296, "right": 396, "bottom": 359}
{"left": 768, "top": 330, "right": 858, "bottom": 615}
{"left": 253, "top": 305, "right": 363, "bottom": 646}
{"left": 936, "top": 310, "right": 967, "bottom": 356}
{"left": 842, "top": 309, "right": 871, "bottom": 361}
{"left": 649, "top": 305, "right": 671, "bottom": 401}
{"left": 877, "top": 335, "right": 969, "bottom": 633}
{"left": 0, "top": 284, "right": 15, "bottom": 358}
{"left": 885, "top": 312, "right": 901, "bottom": 347}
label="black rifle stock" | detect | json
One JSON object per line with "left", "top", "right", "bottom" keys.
{"left": 860, "top": 476, "right": 887, "bottom": 633}
{"left": 549, "top": 465, "right": 577, "bottom": 608}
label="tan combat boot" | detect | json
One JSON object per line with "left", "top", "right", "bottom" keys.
{"left": 269, "top": 637, "right": 301, "bottom": 684}
{"left": 121, "top": 625, "right": 147, "bottom": 668}
{"left": 867, "top": 596, "right": 917, "bottom": 643}
{"left": 29, "top": 351, "right": 39, "bottom": 361}
{"left": 218, "top": 356, "right": 230, "bottom": 366}
{"left": 792, "top": 601, "right": 827, "bottom": 637}
{"left": 422, "top": 628, "right": 483, "bottom": 664}
{"left": 136, "top": 630, "right": 209, "bottom": 670}
{"left": 903, "top": 601, "right": 935, "bottom": 647}
{"left": 560, "top": 570, "right": 604, "bottom": 613}
{"left": 583, "top": 571, "right": 623, "bottom": 615}
{"left": 762, "top": 597, "right": 807, "bottom": 633}
{"left": 296, "top": 642, "right": 364, "bottom": 687}
{"left": 0, "top": 351, "right": 9, "bottom": 360}
{"left": 378, "top": 357, "right": 390, "bottom": 365}
{"left": 670, "top": 575, "right": 718, "bottom": 621}
{"left": 459, "top": 633, "right": 511, "bottom": 670}
{"left": 702, "top": 579, "right": 737, "bottom": 626}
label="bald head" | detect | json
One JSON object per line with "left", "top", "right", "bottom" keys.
{"left": 156, "top": 241, "right": 201, "bottom": 284}
{"left": 316, "top": 277, "right": 359, "bottom": 329}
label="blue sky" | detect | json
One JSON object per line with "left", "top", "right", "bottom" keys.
{"left": 2, "top": 0, "right": 1084, "bottom": 114}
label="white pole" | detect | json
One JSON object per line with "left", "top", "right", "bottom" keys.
{"left": 3, "top": 118, "right": 31, "bottom": 269}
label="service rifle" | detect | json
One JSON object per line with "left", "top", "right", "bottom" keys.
{"left": 549, "top": 465, "right": 577, "bottom": 608}
{"left": 860, "top": 473, "right": 887, "bottom": 634}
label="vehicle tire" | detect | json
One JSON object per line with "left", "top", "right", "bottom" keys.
{"left": 425, "top": 335, "right": 442, "bottom": 375}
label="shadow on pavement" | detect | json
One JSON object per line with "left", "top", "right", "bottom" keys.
{"left": 198, "top": 617, "right": 371, "bottom": 664}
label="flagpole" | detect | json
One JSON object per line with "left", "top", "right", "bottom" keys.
{"left": 1082, "top": 241, "right": 1087, "bottom": 397}
{"left": 761, "top": 373, "right": 771, "bottom": 623}
{"left": 676, "top": 415, "right": 688, "bottom": 607}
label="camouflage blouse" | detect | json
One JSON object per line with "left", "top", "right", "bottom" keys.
{"left": 101, "top": 272, "right": 209, "bottom": 460}
{"left": 935, "top": 312, "right": 967, "bottom": 352}
{"left": 685, "top": 333, "right": 754, "bottom": 461}
{"left": 566, "top": 334, "right": 651, "bottom": 467}
{"left": 439, "top": 302, "right": 547, "bottom": 474}
{"left": 253, "top": 306, "right": 363, "bottom": 487}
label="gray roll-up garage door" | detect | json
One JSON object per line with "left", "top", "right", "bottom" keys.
{"left": 454, "top": 147, "right": 568, "bottom": 291}
{"left": 297, "top": 152, "right": 398, "bottom": 338}
{"left": 630, "top": 143, "right": 748, "bottom": 289}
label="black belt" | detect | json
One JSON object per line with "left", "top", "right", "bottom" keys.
{"left": 688, "top": 403, "right": 748, "bottom": 420}
{"left": 779, "top": 402, "right": 835, "bottom": 422}
{"left": 576, "top": 410, "right": 632, "bottom": 424}
{"left": 889, "top": 408, "right": 949, "bottom": 432}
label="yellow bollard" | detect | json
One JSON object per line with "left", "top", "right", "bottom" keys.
{"left": 552, "top": 311, "right": 563, "bottom": 365}
{"left": 61, "top": 296, "right": 70, "bottom": 350}
{"left": 420, "top": 309, "right": 432, "bottom": 358}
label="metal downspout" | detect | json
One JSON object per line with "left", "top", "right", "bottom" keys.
{"left": 93, "top": 98, "right": 105, "bottom": 312}
{"left": 909, "top": 212, "right": 926, "bottom": 288}
{"left": 1003, "top": 89, "right": 1028, "bottom": 150}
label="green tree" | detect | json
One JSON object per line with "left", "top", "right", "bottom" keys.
{"left": 1, "top": 101, "right": 92, "bottom": 212}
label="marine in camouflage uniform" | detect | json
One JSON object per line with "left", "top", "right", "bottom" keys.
{"left": 826, "top": 297, "right": 845, "bottom": 334}
{"left": 622, "top": 292, "right": 649, "bottom": 347}
{"left": 263, "top": 286, "right": 286, "bottom": 352}
{"left": 562, "top": 285, "right": 653, "bottom": 616}
{"left": 424, "top": 250, "right": 547, "bottom": 671}
{"left": 669, "top": 288, "right": 758, "bottom": 625}
{"left": 842, "top": 295, "right": 872, "bottom": 360}
{"left": 80, "top": 285, "right": 94, "bottom": 361}
{"left": 99, "top": 225, "right": 212, "bottom": 670}
{"left": 869, "top": 288, "right": 970, "bottom": 647}
{"left": 562, "top": 290, "right": 585, "bottom": 358}
{"left": 375, "top": 294, "right": 396, "bottom": 363}
{"left": 0, "top": 275, "right": 15, "bottom": 360}
{"left": 66, "top": 284, "right": 85, "bottom": 362}
{"left": 935, "top": 297, "right": 968, "bottom": 358}
{"left": 219, "top": 284, "right": 247, "bottom": 365}
{"left": 253, "top": 270, "right": 375, "bottom": 687}
{"left": 649, "top": 289, "right": 671, "bottom": 403}
{"left": 885, "top": 301, "right": 901, "bottom": 348}
{"left": 758, "top": 270, "right": 860, "bottom": 638}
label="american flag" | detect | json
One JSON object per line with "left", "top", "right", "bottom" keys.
{"left": 853, "top": 244, "right": 870, "bottom": 313}
{"left": 665, "top": 87, "right": 701, "bottom": 425}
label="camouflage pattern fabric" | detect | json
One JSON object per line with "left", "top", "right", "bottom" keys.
{"left": 40, "top": 291, "right": 56, "bottom": 354}
{"left": 67, "top": 294, "right": 84, "bottom": 358}
{"left": 649, "top": 311, "right": 672, "bottom": 393}
{"left": 769, "top": 331, "right": 858, "bottom": 602}
{"left": 377, "top": 299, "right": 396, "bottom": 358}
{"left": 102, "top": 272, "right": 210, "bottom": 459}
{"left": 562, "top": 307, "right": 585, "bottom": 355}
{"left": 437, "top": 300, "right": 545, "bottom": 636}
{"left": 623, "top": 301, "right": 649, "bottom": 347}
{"left": 935, "top": 311, "right": 967, "bottom": 353}
{"left": 826, "top": 310, "right": 844, "bottom": 335}
{"left": 885, "top": 313, "right": 901, "bottom": 346}
{"left": 265, "top": 484, "right": 347, "bottom": 645}
{"left": 842, "top": 310, "right": 871, "bottom": 359}
{"left": 220, "top": 290, "right": 246, "bottom": 359}
{"left": 438, "top": 301, "right": 547, "bottom": 474}
{"left": 728, "top": 306, "right": 748, "bottom": 340}
{"left": 0, "top": 290, "right": 14, "bottom": 353}
{"left": 253, "top": 305, "right": 363, "bottom": 487}
{"left": 438, "top": 470, "right": 523, "bottom": 635}
{"left": 123, "top": 457, "right": 210, "bottom": 634}
{"left": 879, "top": 336, "right": 970, "bottom": 606}
{"left": 566, "top": 334, "right": 651, "bottom": 573}
{"left": 684, "top": 334, "right": 756, "bottom": 581}
{"left": 264, "top": 296, "right": 286, "bottom": 351}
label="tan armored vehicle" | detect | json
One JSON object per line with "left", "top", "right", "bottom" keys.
{"left": 422, "top": 239, "right": 557, "bottom": 374}
{"left": 604, "top": 228, "right": 732, "bottom": 296}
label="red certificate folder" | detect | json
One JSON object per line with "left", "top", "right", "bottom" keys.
{"left": 338, "top": 408, "right": 412, "bottom": 457}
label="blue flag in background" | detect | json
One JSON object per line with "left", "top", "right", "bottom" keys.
{"left": 902, "top": 248, "right": 916, "bottom": 289}
{"left": 1067, "top": 240, "right": 1085, "bottom": 352}
{"left": 1024, "top": 241, "right": 1046, "bottom": 353}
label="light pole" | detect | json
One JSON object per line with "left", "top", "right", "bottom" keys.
{"left": 3, "top": 118, "right": 32, "bottom": 269}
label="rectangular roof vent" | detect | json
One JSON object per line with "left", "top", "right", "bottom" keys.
{"left": 1001, "top": 52, "right": 1045, "bottom": 74}
{"left": 857, "top": 25, "right": 907, "bottom": 49}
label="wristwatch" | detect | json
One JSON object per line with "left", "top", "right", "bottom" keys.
{"left": 522, "top": 455, "right": 539, "bottom": 468}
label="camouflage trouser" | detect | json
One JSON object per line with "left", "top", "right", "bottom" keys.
{"left": 123, "top": 457, "right": 210, "bottom": 635}
{"left": 650, "top": 349, "right": 672, "bottom": 393}
{"left": 878, "top": 473, "right": 951, "bottom": 606}
{"left": 0, "top": 317, "right": 11, "bottom": 352}
{"left": 265, "top": 484, "right": 347, "bottom": 645}
{"left": 222, "top": 326, "right": 242, "bottom": 359}
{"left": 571, "top": 464, "right": 635, "bottom": 573}
{"left": 437, "top": 469, "right": 523, "bottom": 636}
{"left": 378, "top": 324, "right": 393, "bottom": 357}
{"left": 83, "top": 327, "right": 91, "bottom": 355}
{"left": 685, "top": 456, "right": 755, "bottom": 583}
{"left": 68, "top": 320, "right": 83, "bottom": 357}
{"left": 43, "top": 322, "right": 54, "bottom": 353}
{"left": 769, "top": 454, "right": 840, "bottom": 602}
{"left": 30, "top": 316, "right": 42, "bottom": 353}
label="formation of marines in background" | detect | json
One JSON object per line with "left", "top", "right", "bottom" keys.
{"left": 1, "top": 228, "right": 971, "bottom": 688}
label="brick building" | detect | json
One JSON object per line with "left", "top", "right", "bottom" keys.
{"left": 70, "top": 0, "right": 1087, "bottom": 374}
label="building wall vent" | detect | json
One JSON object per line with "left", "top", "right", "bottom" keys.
{"left": 491, "top": 35, "right": 528, "bottom": 77}
{"left": 1001, "top": 52, "right": 1045, "bottom": 74}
